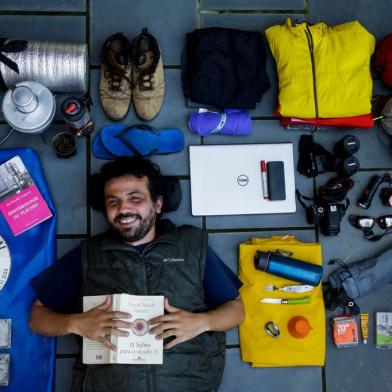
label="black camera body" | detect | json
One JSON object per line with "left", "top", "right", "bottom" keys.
{"left": 297, "top": 177, "right": 351, "bottom": 236}
{"left": 306, "top": 201, "right": 347, "bottom": 236}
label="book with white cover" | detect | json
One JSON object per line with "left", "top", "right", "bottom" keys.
{"left": 83, "top": 294, "right": 164, "bottom": 365}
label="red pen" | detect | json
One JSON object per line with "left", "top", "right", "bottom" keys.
{"left": 260, "top": 160, "right": 269, "bottom": 200}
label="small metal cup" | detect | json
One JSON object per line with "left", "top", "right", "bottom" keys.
{"left": 52, "top": 132, "right": 76, "bottom": 158}
{"left": 11, "top": 85, "right": 38, "bottom": 113}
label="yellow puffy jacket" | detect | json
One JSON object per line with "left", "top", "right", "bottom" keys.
{"left": 265, "top": 18, "right": 375, "bottom": 118}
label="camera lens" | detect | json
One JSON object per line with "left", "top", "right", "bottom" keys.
{"left": 334, "top": 135, "right": 360, "bottom": 158}
{"left": 336, "top": 156, "right": 360, "bottom": 177}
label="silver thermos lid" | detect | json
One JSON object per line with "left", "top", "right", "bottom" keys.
{"left": 2, "top": 81, "right": 56, "bottom": 134}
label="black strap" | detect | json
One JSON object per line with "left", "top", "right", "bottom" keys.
{"left": 337, "top": 291, "right": 361, "bottom": 315}
{"left": 323, "top": 280, "right": 360, "bottom": 314}
{"left": 0, "top": 38, "right": 27, "bottom": 74}
{"left": 82, "top": 93, "right": 93, "bottom": 108}
{"left": 328, "top": 259, "right": 351, "bottom": 293}
{"left": 295, "top": 189, "right": 313, "bottom": 210}
{"left": 0, "top": 38, "right": 7, "bottom": 89}
{"left": 297, "top": 135, "right": 336, "bottom": 177}
{"left": 342, "top": 197, "right": 350, "bottom": 212}
{"left": 366, "top": 226, "right": 392, "bottom": 242}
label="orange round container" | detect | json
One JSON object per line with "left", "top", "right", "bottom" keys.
{"left": 287, "top": 316, "right": 312, "bottom": 339}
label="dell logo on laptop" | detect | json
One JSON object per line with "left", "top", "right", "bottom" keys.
{"left": 237, "top": 175, "right": 249, "bottom": 186}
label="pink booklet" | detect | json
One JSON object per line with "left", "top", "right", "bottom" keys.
{"left": 0, "top": 156, "right": 52, "bottom": 236}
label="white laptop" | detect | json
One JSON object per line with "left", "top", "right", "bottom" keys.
{"left": 189, "top": 144, "right": 296, "bottom": 216}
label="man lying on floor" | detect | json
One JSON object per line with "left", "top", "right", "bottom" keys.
{"left": 29, "top": 156, "right": 244, "bottom": 392}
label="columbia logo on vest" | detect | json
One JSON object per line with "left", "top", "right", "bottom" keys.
{"left": 163, "top": 257, "right": 186, "bottom": 263}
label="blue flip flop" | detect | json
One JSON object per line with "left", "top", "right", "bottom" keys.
{"left": 92, "top": 131, "right": 117, "bottom": 159}
{"left": 100, "top": 124, "right": 185, "bottom": 157}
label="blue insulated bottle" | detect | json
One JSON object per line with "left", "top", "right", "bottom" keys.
{"left": 254, "top": 251, "right": 323, "bottom": 286}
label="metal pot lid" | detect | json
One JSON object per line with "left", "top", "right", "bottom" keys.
{"left": 2, "top": 81, "right": 56, "bottom": 134}
{"left": 0, "top": 236, "right": 11, "bottom": 291}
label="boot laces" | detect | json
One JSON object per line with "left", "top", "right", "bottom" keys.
{"left": 104, "top": 67, "right": 132, "bottom": 92}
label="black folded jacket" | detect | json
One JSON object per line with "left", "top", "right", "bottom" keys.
{"left": 182, "top": 27, "right": 270, "bottom": 109}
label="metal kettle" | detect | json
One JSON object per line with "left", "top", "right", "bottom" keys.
{"left": 2, "top": 81, "right": 56, "bottom": 135}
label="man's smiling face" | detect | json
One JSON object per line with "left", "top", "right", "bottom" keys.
{"left": 104, "top": 174, "right": 162, "bottom": 245}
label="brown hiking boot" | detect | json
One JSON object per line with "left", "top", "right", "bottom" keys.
{"left": 130, "top": 28, "right": 165, "bottom": 121}
{"left": 99, "top": 32, "right": 132, "bottom": 121}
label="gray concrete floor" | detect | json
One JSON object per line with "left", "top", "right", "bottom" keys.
{"left": 1, "top": 0, "right": 392, "bottom": 391}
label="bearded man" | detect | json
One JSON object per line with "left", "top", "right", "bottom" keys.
{"left": 29, "top": 157, "right": 244, "bottom": 392}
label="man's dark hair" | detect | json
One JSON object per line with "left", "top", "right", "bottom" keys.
{"left": 90, "top": 157, "right": 163, "bottom": 211}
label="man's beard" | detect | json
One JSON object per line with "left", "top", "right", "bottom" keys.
{"left": 109, "top": 208, "right": 157, "bottom": 243}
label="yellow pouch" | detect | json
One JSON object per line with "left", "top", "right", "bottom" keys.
{"left": 239, "top": 235, "right": 325, "bottom": 367}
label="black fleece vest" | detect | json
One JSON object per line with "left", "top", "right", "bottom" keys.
{"left": 72, "top": 220, "right": 226, "bottom": 392}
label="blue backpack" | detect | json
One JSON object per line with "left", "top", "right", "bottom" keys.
{"left": 0, "top": 148, "right": 56, "bottom": 392}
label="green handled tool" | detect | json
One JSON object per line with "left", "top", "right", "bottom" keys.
{"left": 260, "top": 296, "right": 311, "bottom": 304}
